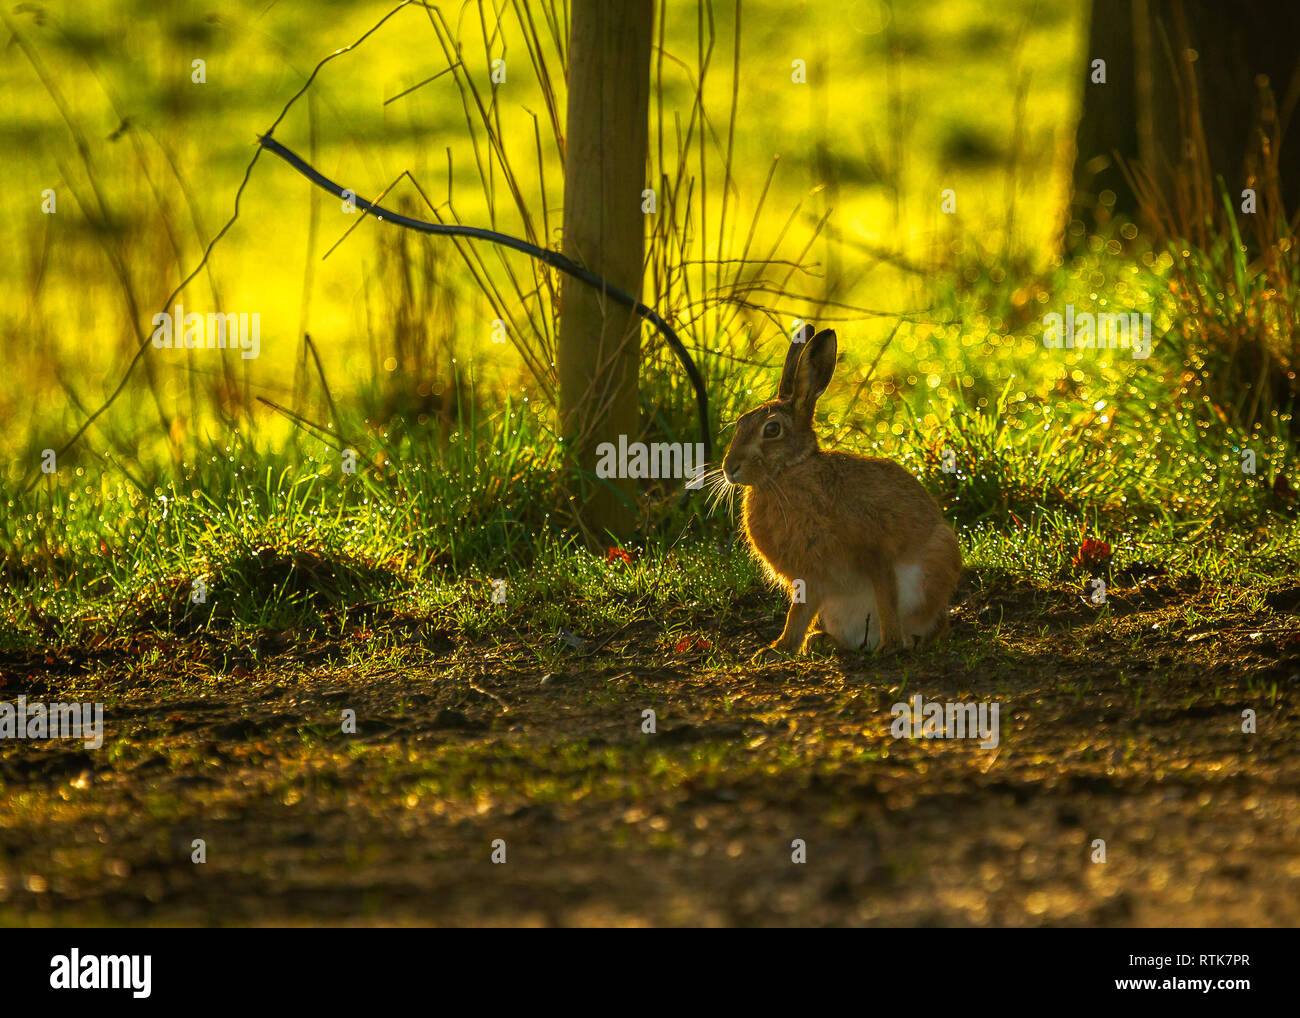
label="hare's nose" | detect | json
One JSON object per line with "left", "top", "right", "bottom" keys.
{"left": 723, "top": 464, "right": 739, "bottom": 484}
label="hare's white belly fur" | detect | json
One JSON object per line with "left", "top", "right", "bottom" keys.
{"left": 820, "top": 560, "right": 931, "bottom": 649}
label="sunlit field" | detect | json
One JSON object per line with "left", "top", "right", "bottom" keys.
{"left": 1, "top": 0, "right": 1297, "bottom": 931}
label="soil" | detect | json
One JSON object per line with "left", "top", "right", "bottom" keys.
{"left": 2, "top": 578, "right": 1298, "bottom": 926}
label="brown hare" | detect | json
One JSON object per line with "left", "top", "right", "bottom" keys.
{"left": 722, "top": 324, "right": 961, "bottom": 657}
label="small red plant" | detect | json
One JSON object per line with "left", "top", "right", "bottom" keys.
{"left": 605, "top": 547, "right": 633, "bottom": 566}
{"left": 1072, "top": 538, "right": 1112, "bottom": 569}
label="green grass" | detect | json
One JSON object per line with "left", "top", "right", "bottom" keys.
{"left": 4, "top": 356, "right": 1297, "bottom": 665}
{"left": 0, "top": 0, "right": 1297, "bottom": 668}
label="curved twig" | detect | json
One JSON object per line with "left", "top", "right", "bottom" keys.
{"left": 257, "top": 133, "right": 712, "bottom": 464}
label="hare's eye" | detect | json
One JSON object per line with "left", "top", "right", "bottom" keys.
{"left": 762, "top": 420, "right": 782, "bottom": 439}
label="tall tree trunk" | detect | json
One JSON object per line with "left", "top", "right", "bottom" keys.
{"left": 558, "top": 0, "right": 655, "bottom": 539}
{"left": 1070, "top": 0, "right": 1300, "bottom": 236}
{"left": 1070, "top": 0, "right": 1140, "bottom": 228}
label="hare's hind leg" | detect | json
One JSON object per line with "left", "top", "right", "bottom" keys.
{"left": 917, "top": 612, "right": 949, "bottom": 648}
{"left": 821, "top": 585, "right": 874, "bottom": 650}
{"left": 901, "top": 526, "right": 961, "bottom": 647}
{"left": 897, "top": 559, "right": 934, "bottom": 647}
{"left": 866, "top": 565, "right": 903, "bottom": 651}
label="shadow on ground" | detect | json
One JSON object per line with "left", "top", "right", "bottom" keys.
{"left": 2, "top": 579, "right": 1298, "bottom": 926}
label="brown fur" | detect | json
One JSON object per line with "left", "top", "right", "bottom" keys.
{"left": 723, "top": 327, "right": 962, "bottom": 656}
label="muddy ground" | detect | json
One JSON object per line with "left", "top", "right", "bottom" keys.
{"left": 2, "top": 577, "right": 1298, "bottom": 926}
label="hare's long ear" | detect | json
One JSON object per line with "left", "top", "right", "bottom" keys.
{"left": 792, "top": 329, "right": 837, "bottom": 421}
{"left": 778, "top": 323, "right": 816, "bottom": 399}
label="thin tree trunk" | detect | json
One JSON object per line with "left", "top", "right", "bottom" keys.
{"left": 558, "top": 0, "right": 655, "bottom": 539}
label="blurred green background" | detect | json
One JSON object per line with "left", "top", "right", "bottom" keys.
{"left": 1, "top": 0, "right": 1089, "bottom": 460}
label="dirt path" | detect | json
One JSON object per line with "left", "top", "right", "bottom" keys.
{"left": 2, "top": 582, "right": 1298, "bottom": 926}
